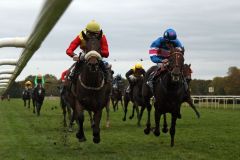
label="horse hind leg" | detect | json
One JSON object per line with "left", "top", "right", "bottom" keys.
{"left": 187, "top": 98, "right": 200, "bottom": 118}
{"left": 105, "top": 100, "right": 110, "bottom": 128}
{"left": 62, "top": 105, "right": 67, "bottom": 127}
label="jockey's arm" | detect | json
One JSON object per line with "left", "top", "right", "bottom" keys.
{"left": 125, "top": 69, "right": 134, "bottom": 81}
{"left": 66, "top": 36, "right": 81, "bottom": 58}
{"left": 100, "top": 35, "right": 109, "bottom": 58}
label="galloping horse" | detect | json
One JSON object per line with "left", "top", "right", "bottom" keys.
{"left": 182, "top": 64, "right": 200, "bottom": 118}
{"left": 122, "top": 76, "right": 146, "bottom": 126}
{"left": 58, "top": 83, "right": 73, "bottom": 129}
{"left": 111, "top": 75, "right": 124, "bottom": 111}
{"left": 32, "top": 84, "right": 45, "bottom": 116}
{"left": 71, "top": 31, "right": 111, "bottom": 143}
{"left": 22, "top": 88, "right": 31, "bottom": 108}
{"left": 143, "top": 50, "right": 185, "bottom": 147}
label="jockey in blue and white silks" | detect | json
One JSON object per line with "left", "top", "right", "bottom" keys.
{"left": 149, "top": 28, "right": 184, "bottom": 64}
{"left": 147, "top": 28, "right": 185, "bottom": 92}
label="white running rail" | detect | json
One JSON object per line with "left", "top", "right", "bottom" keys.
{"left": 0, "top": 0, "right": 72, "bottom": 95}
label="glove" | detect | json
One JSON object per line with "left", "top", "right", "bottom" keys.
{"left": 73, "top": 54, "right": 79, "bottom": 61}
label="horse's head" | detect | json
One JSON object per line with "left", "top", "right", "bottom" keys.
{"left": 183, "top": 63, "right": 192, "bottom": 82}
{"left": 82, "top": 30, "right": 103, "bottom": 72}
{"left": 167, "top": 51, "right": 184, "bottom": 82}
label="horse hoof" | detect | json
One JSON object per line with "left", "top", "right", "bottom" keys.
{"left": 129, "top": 116, "right": 133, "bottom": 120}
{"left": 177, "top": 114, "right": 182, "bottom": 119}
{"left": 106, "top": 121, "right": 110, "bottom": 128}
{"left": 144, "top": 128, "right": 150, "bottom": 135}
{"left": 76, "top": 133, "right": 86, "bottom": 142}
{"left": 93, "top": 137, "right": 100, "bottom": 144}
{"left": 79, "top": 137, "right": 86, "bottom": 142}
{"left": 68, "top": 128, "right": 73, "bottom": 132}
{"left": 162, "top": 128, "right": 168, "bottom": 133}
{"left": 122, "top": 118, "right": 126, "bottom": 121}
{"left": 153, "top": 130, "right": 160, "bottom": 137}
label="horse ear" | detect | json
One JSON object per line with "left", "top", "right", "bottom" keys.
{"left": 98, "top": 30, "right": 103, "bottom": 40}
{"left": 189, "top": 64, "right": 191, "bottom": 67}
{"left": 82, "top": 31, "right": 88, "bottom": 40}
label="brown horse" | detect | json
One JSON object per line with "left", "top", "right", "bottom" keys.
{"left": 182, "top": 64, "right": 200, "bottom": 118}
{"left": 22, "top": 88, "right": 31, "bottom": 108}
{"left": 143, "top": 51, "right": 186, "bottom": 147}
{"left": 111, "top": 75, "right": 124, "bottom": 111}
{"left": 70, "top": 31, "right": 111, "bottom": 143}
{"left": 32, "top": 84, "right": 45, "bottom": 116}
{"left": 122, "top": 76, "right": 146, "bottom": 126}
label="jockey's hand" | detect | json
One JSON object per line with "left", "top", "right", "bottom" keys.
{"left": 162, "top": 59, "right": 169, "bottom": 64}
{"left": 73, "top": 54, "right": 79, "bottom": 61}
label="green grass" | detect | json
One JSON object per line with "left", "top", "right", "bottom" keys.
{"left": 0, "top": 99, "right": 240, "bottom": 160}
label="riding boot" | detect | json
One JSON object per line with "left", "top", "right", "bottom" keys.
{"left": 99, "top": 61, "right": 108, "bottom": 84}
{"left": 146, "top": 71, "right": 156, "bottom": 94}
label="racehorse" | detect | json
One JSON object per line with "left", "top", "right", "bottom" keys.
{"left": 111, "top": 75, "right": 124, "bottom": 111}
{"left": 122, "top": 76, "right": 146, "bottom": 126}
{"left": 58, "top": 83, "right": 73, "bottom": 129}
{"left": 32, "top": 84, "right": 45, "bottom": 116}
{"left": 22, "top": 88, "right": 31, "bottom": 108}
{"left": 182, "top": 64, "right": 200, "bottom": 118}
{"left": 143, "top": 50, "right": 186, "bottom": 147}
{"left": 70, "top": 30, "right": 112, "bottom": 143}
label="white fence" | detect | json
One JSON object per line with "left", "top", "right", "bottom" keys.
{"left": 192, "top": 95, "right": 240, "bottom": 109}
{"left": 0, "top": 0, "right": 72, "bottom": 95}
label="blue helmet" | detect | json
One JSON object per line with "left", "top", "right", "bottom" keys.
{"left": 163, "top": 29, "right": 177, "bottom": 41}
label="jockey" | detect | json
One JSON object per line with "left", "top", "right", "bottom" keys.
{"left": 66, "top": 20, "right": 109, "bottom": 83}
{"left": 147, "top": 28, "right": 185, "bottom": 92}
{"left": 34, "top": 74, "right": 45, "bottom": 87}
{"left": 125, "top": 63, "right": 146, "bottom": 95}
{"left": 25, "top": 80, "right": 32, "bottom": 89}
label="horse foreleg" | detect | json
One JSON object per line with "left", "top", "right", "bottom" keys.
{"left": 129, "top": 104, "right": 135, "bottom": 120}
{"left": 138, "top": 106, "right": 145, "bottom": 127}
{"left": 75, "top": 101, "right": 86, "bottom": 142}
{"left": 28, "top": 99, "right": 30, "bottom": 108}
{"left": 62, "top": 105, "right": 67, "bottom": 127}
{"left": 92, "top": 111, "right": 102, "bottom": 144}
{"left": 162, "top": 113, "right": 168, "bottom": 133}
{"left": 105, "top": 98, "right": 110, "bottom": 128}
{"left": 122, "top": 98, "right": 129, "bottom": 121}
{"left": 153, "top": 106, "right": 161, "bottom": 137}
{"left": 170, "top": 114, "right": 177, "bottom": 147}
{"left": 144, "top": 98, "right": 152, "bottom": 135}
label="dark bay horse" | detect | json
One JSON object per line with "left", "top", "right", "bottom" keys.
{"left": 32, "top": 84, "right": 45, "bottom": 116}
{"left": 182, "top": 64, "right": 200, "bottom": 118}
{"left": 111, "top": 75, "right": 124, "bottom": 111}
{"left": 143, "top": 51, "right": 186, "bottom": 147}
{"left": 58, "top": 83, "right": 73, "bottom": 129}
{"left": 71, "top": 31, "right": 111, "bottom": 143}
{"left": 122, "top": 76, "right": 146, "bottom": 126}
{"left": 22, "top": 88, "right": 31, "bottom": 108}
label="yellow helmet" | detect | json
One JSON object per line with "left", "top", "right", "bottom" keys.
{"left": 86, "top": 20, "right": 101, "bottom": 33}
{"left": 135, "top": 63, "right": 143, "bottom": 69}
{"left": 25, "top": 81, "right": 32, "bottom": 85}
